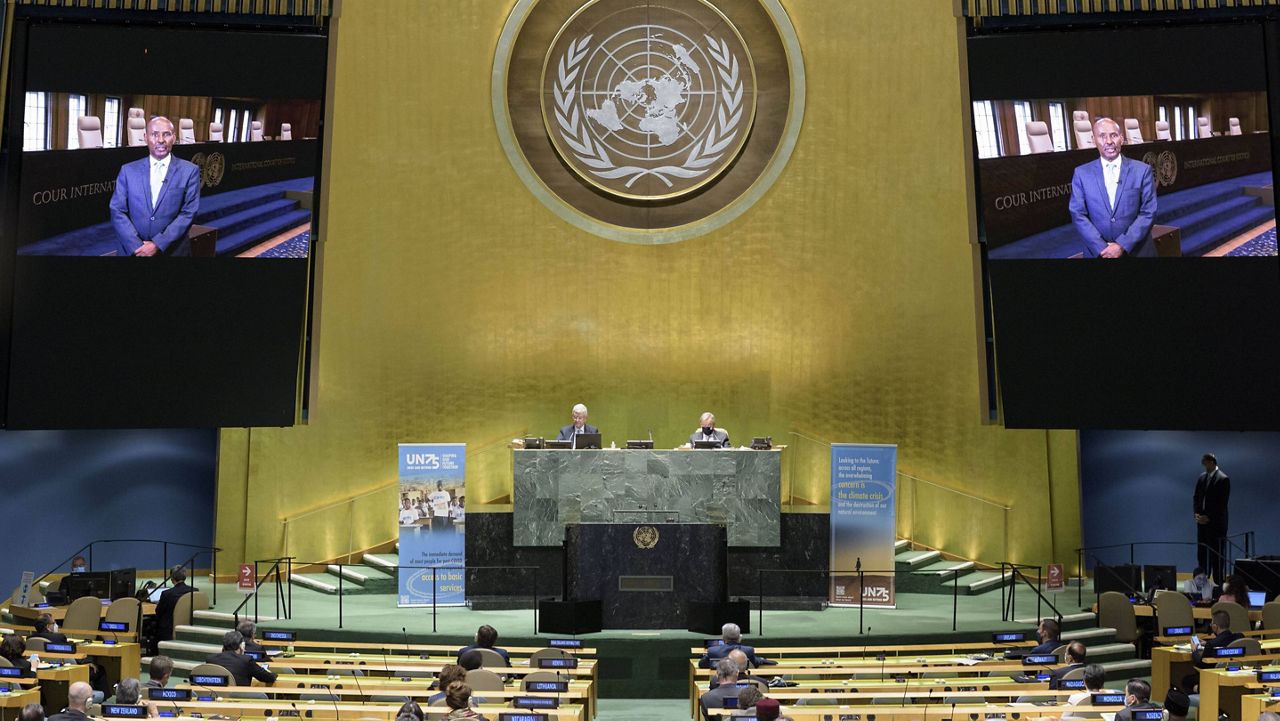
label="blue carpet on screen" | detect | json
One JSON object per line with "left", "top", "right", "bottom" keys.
{"left": 1226, "top": 226, "right": 1277, "bottom": 257}
{"left": 990, "top": 171, "right": 1275, "bottom": 259}
{"left": 19, "top": 177, "right": 314, "bottom": 257}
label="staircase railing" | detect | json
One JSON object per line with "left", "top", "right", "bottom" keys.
{"left": 1000, "top": 561, "right": 1062, "bottom": 625}
{"left": 1074, "top": 532, "right": 1261, "bottom": 607}
{"left": 232, "top": 557, "right": 293, "bottom": 624}
{"left": 32, "top": 538, "right": 221, "bottom": 605}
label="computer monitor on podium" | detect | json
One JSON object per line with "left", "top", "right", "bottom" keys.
{"left": 571, "top": 432, "right": 601, "bottom": 449}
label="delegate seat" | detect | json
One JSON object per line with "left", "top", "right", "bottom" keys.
{"left": 1228, "top": 117, "right": 1242, "bottom": 135}
{"left": 1074, "top": 119, "right": 1095, "bottom": 149}
{"left": 250, "top": 120, "right": 264, "bottom": 142}
{"left": 279, "top": 123, "right": 292, "bottom": 140}
{"left": 1099, "top": 591, "right": 1139, "bottom": 644}
{"left": 1213, "top": 600, "right": 1251, "bottom": 633}
{"left": 64, "top": 595, "right": 103, "bottom": 633}
{"left": 127, "top": 117, "right": 147, "bottom": 146}
{"left": 77, "top": 116, "right": 103, "bottom": 149}
{"left": 209, "top": 122, "right": 224, "bottom": 142}
{"left": 179, "top": 118, "right": 196, "bottom": 144}
{"left": 1155, "top": 120, "right": 1172, "bottom": 141}
{"left": 1123, "top": 118, "right": 1143, "bottom": 144}
{"left": 1025, "top": 121, "right": 1054, "bottom": 153}
{"left": 1155, "top": 590, "right": 1194, "bottom": 633}
{"left": 1262, "top": 601, "right": 1280, "bottom": 630}
{"left": 1197, "top": 116, "right": 1212, "bottom": 138}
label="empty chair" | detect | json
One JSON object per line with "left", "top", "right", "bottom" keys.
{"left": 1025, "top": 121, "right": 1054, "bottom": 154}
{"left": 64, "top": 595, "right": 103, "bottom": 632}
{"left": 521, "top": 671, "right": 563, "bottom": 689}
{"left": 279, "top": 123, "right": 292, "bottom": 140}
{"left": 23, "top": 637, "right": 47, "bottom": 653}
{"left": 1228, "top": 117, "right": 1242, "bottom": 135}
{"left": 1123, "top": 118, "right": 1143, "bottom": 144}
{"left": 178, "top": 118, "right": 196, "bottom": 144}
{"left": 250, "top": 120, "right": 264, "bottom": 142}
{"left": 128, "top": 107, "right": 144, "bottom": 119}
{"left": 209, "top": 122, "right": 224, "bottom": 142}
{"left": 463, "top": 668, "right": 504, "bottom": 692}
{"left": 1155, "top": 589, "right": 1195, "bottom": 633}
{"left": 1155, "top": 120, "right": 1172, "bottom": 141}
{"left": 1098, "top": 591, "right": 1139, "bottom": 644}
{"left": 1197, "top": 116, "right": 1212, "bottom": 138}
{"left": 105, "top": 597, "right": 140, "bottom": 633}
{"left": 1212, "top": 600, "right": 1251, "bottom": 633}
{"left": 127, "top": 116, "right": 147, "bottom": 146}
{"left": 1074, "top": 119, "right": 1096, "bottom": 149}
{"left": 1073, "top": 110, "right": 1089, "bottom": 123}
{"left": 1263, "top": 601, "right": 1280, "bottom": 630}
{"left": 77, "top": 116, "right": 103, "bottom": 149}
{"left": 172, "top": 590, "right": 209, "bottom": 633}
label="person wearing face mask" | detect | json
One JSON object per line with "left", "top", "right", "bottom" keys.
{"left": 1067, "top": 116, "right": 1157, "bottom": 258}
{"left": 56, "top": 556, "right": 90, "bottom": 596}
{"left": 689, "top": 412, "right": 730, "bottom": 448}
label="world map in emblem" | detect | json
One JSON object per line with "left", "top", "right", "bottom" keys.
{"left": 542, "top": 1, "right": 757, "bottom": 200}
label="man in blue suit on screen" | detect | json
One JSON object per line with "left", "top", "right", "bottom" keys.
{"left": 1067, "top": 117, "right": 1157, "bottom": 258}
{"left": 109, "top": 116, "right": 201, "bottom": 257}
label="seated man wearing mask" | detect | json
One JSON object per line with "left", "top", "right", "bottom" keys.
{"left": 689, "top": 412, "right": 730, "bottom": 448}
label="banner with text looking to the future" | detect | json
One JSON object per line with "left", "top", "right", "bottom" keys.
{"left": 397, "top": 443, "right": 466, "bottom": 607}
{"left": 830, "top": 443, "right": 897, "bottom": 607}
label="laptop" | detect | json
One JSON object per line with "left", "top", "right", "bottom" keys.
{"left": 1248, "top": 590, "right": 1267, "bottom": 608}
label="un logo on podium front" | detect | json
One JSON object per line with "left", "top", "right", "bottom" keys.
{"left": 495, "top": 0, "right": 804, "bottom": 243}
{"left": 542, "top": 3, "right": 755, "bottom": 200}
{"left": 633, "top": 525, "right": 660, "bottom": 549}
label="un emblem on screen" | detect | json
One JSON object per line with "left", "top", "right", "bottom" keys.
{"left": 543, "top": 3, "right": 755, "bottom": 200}
{"left": 633, "top": 525, "right": 659, "bottom": 549}
{"left": 495, "top": 0, "right": 803, "bottom": 242}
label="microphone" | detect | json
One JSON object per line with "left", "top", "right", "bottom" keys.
{"left": 321, "top": 683, "right": 341, "bottom": 721}
{"left": 648, "top": 429, "right": 654, "bottom": 442}
{"left": 289, "top": 700, "right": 303, "bottom": 720}
{"left": 346, "top": 671, "right": 368, "bottom": 706}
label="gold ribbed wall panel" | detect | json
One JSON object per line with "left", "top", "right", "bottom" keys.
{"left": 214, "top": 0, "right": 1081, "bottom": 575}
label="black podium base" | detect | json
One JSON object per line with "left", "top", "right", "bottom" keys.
{"left": 538, "top": 600, "right": 603, "bottom": 635}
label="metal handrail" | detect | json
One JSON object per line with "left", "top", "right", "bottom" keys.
{"left": 232, "top": 557, "right": 294, "bottom": 624}
{"left": 897, "top": 472, "right": 1012, "bottom": 511}
{"left": 33, "top": 538, "right": 222, "bottom": 605}
{"left": 1000, "top": 562, "right": 1062, "bottom": 626}
{"left": 1073, "top": 536, "right": 1263, "bottom": 607}
{"left": 753, "top": 567, "right": 967, "bottom": 637}
{"left": 282, "top": 485, "right": 392, "bottom": 524}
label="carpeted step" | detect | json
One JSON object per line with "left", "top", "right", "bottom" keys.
{"left": 141, "top": 655, "right": 199, "bottom": 678}
{"left": 1014, "top": 611, "right": 1097, "bottom": 631}
{"left": 202, "top": 198, "right": 299, "bottom": 236}
{"left": 894, "top": 539, "right": 911, "bottom": 552}
{"left": 216, "top": 208, "right": 311, "bottom": 256}
{"left": 289, "top": 572, "right": 358, "bottom": 596}
{"left": 1182, "top": 205, "right": 1275, "bottom": 256}
{"left": 894, "top": 550, "right": 941, "bottom": 571}
{"left": 942, "top": 570, "right": 1011, "bottom": 595}
{"left": 173, "top": 624, "right": 229, "bottom": 644}
{"left": 1061, "top": 626, "right": 1116, "bottom": 646}
{"left": 1165, "top": 196, "right": 1261, "bottom": 236}
{"left": 900, "top": 561, "right": 977, "bottom": 594}
{"left": 1099, "top": 658, "right": 1152, "bottom": 683}
{"left": 1080, "top": 641, "right": 1138, "bottom": 663}
{"left": 192, "top": 609, "right": 278, "bottom": 627}
{"left": 363, "top": 554, "right": 399, "bottom": 572}
{"left": 196, "top": 190, "right": 288, "bottom": 223}
{"left": 157, "top": 639, "right": 221, "bottom": 665}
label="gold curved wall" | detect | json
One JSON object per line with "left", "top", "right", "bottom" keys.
{"left": 215, "top": 0, "right": 1081, "bottom": 575}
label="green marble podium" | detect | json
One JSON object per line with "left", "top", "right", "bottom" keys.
{"left": 512, "top": 448, "right": 781, "bottom": 547}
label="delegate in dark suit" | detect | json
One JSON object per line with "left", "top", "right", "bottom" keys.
{"left": 108, "top": 117, "right": 201, "bottom": 257}
{"left": 1067, "top": 118, "right": 1157, "bottom": 258}
{"left": 154, "top": 579, "right": 193, "bottom": 643}
{"left": 556, "top": 423, "right": 599, "bottom": 441}
{"left": 204, "top": 650, "right": 278, "bottom": 686}
{"left": 1194, "top": 455, "right": 1230, "bottom": 583}
{"left": 1068, "top": 157, "right": 1157, "bottom": 257}
{"left": 699, "top": 642, "right": 770, "bottom": 669}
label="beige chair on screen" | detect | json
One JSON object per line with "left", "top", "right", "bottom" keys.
{"left": 250, "top": 120, "right": 264, "bottom": 142}
{"left": 209, "top": 122, "right": 224, "bottom": 142}
{"left": 127, "top": 117, "right": 147, "bottom": 146}
{"left": 1123, "top": 118, "right": 1143, "bottom": 144}
{"left": 1073, "top": 110, "right": 1089, "bottom": 123}
{"left": 279, "top": 123, "right": 292, "bottom": 140}
{"left": 1228, "top": 117, "right": 1242, "bottom": 135}
{"left": 1074, "top": 119, "right": 1096, "bottom": 149}
{"left": 1197, "top": 116, "right": 1212, "bottom": 138}
{"left": 178, "top": 118, "right": 196, "bottom": 144}
{"left": 1025, "top": 121, "right": 1054, "bottom": 153}
{"left": 1155, "top": 120, "right": 1172, "bottom": 141}
{"left": 77, "top": 116, "right": 103, "bottom": 149}
{"left": 128, "top": 107, "right": 144, "bottom": 119}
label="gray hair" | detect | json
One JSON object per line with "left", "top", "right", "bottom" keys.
{"left": 721, "top": 622, "right": 741, "bottom": 643}
{"left": 116, "top": 677, "right": 142, "bottom": 704}
{"left": 572, "top": 404, "right": 588, "bottom": 415}
{"left": 715, "top": 658, "right": 739, "bottom": 681}
{"left": 701, "top": 412, "right": 716, "bottom": 425}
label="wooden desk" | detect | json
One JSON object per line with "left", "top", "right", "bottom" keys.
{"left": 9, "top": 602, "right": 156, "bottom": 626}
{"left": 262, "top": 639, "right": 596, "bottom": 656}
{"left": 707, "top": 703, "right": 1119, "bottom": 719}
{"left": 1151, "top": 645, "right": 1194, "bottom": 702}
{"left": 142, "top": 698, "right": 584, "bottom": 721}
{"left": 1096, "top": 602, "right": 1262, "bottom": 623}
{"left": 24, "top": 642, "right": 141, "bottom": 694}
{"left": 36, "top": 663, "right": 90, "bottom": 714}
{"left": 0, "top": 687, "right": 43, "bottom": 721}
{"left": 1241, "top": 692, "right": 1280, "bottom": 721}
{"left": 1199, "top": 666, "right": 1279, "bottom": 721}
{"left": 688, "top": 641, "right": 1035, "bottom": 657}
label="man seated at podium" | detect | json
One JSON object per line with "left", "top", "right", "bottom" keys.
{"left": 688, "top": 412, "right": 730, "bottom": 448}
{"left": 556, "top": 403, "right": 598, "bottom": 441}
{"left": 699, "top": 623, "right": 772, "bottom": 668}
